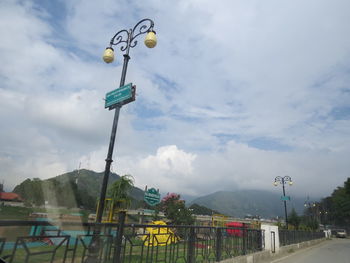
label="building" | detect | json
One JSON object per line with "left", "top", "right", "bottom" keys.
{"left": 0, "top": 183, "right": 24, "bottom": 207}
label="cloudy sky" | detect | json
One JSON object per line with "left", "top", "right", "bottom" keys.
{"left": 1, "top": 0, "right": 349, "bottom": 199}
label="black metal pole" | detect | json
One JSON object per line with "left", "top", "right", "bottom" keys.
{"left": 282, "top": 179, "right": 288, "bottom": 229}
{"left": 85, "top": 19, "right": 155, "bottom": 263}
{"left": 96, "top": 51, "right": 131, "bottom": 224}
{"left": 114, "top": 211, "right": 127, "bottom": 263}
{"left": 84, "top": 48, "right": 130, "bottom": 263}
{"left": 187, "top": 227, "right": 195, "bottom": 263}
{"left": 274, "top": 176, "right": 292, "bottom": 230}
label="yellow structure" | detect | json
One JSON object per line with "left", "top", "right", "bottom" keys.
{"left": 142, "top": 221, "right": 179, "bottom": 246}
{"left": 96, "top": 198, "right": 125, "bottom": 223}
{"left": 211, "top": 214, "right": 229, "bottom": 227}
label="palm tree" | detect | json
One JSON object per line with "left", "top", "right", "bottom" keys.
{"left": 108, "top": 174, "right": 134, "bottom": 211}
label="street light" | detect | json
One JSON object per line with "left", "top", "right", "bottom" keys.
{"left": 304, "top": 197, "right": 320, "bottom": 224}
{"left": 304, "top": 195, "right": 316, "bottom": 207}
{"left": 273, "top": 176, "right": 293, "bottom": 228}
{"left": 304, "top": 198, "right": 315, "bottom": 219}
{"left": 319, "top": 210, "right": 328, "bottom": 224}
{"left": 85, "top": 18, "right": 156, "bottom": 263}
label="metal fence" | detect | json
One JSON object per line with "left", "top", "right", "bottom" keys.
{"left": 120, "top": 223, "right": 263, "bottom": 263}
{"left": 0, "top": 220, "right": 264, "bottom": 263}
{"left": 278, "top": 229, "right": 325, "bottom": 246}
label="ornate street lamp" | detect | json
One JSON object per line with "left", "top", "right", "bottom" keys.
{"left": 304, "top": 197, "right": 321, "bottom": 225}
{"left": 304, "top": 197, "right": 316, "bottom": 220}
{"left": 85, "top": 18, "right": 156, "bottom": 263}
{"left": 273, "top": 176, "right": 293, "bottom": 228}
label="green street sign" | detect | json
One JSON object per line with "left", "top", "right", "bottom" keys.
{"left": 281, "top": 196, "right": 291, "bottom": 201}
{"left": 105, "top": 83, "right": 135, "bottom": 109}
{"left": 144, "top": 188, "right": 161, "bottom": 206}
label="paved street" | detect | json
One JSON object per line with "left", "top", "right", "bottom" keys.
{"left": 273, "top": 238, "right": 350, "bottom": 263}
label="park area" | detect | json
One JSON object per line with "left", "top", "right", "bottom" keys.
{"left": 0, "top": 218, "right": 263, "bottom": 263}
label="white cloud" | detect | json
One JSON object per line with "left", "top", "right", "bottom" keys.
{"left": 116, "top": 145, "right": 197, "bottom": 194}
{"left": 114, "top": 142, "right": 349, "bottom": 198}
{"left": 139, "top": 145, "right": 196, "bottom": 176}
{"left": 1, "top": 0, "right": 350, "bottom": 199}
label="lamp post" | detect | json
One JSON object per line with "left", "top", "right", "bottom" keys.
{"left": 304, "top": 196, "right": 316, "bottom": 220}
{"left": 319, "top": 210, "right": 328, "bottom": 225}
{"left": 274, "top": 176, "right": 293, "bottom": 228}
{"left": 304, "top": 198, "right": 322, "bottom": 228}
{"left": 85, "top": 19, "right": 157, "bottom": 263}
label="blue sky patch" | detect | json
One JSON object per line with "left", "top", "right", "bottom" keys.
{"left": 330, "top": 107, "right": 350, "bottom": 120}
{"left": 153, "top": 74, "right": 179, "bottom": 100}
{"left": 32, "top": 0, "right": 66, "bottom": 31}
{"left": 213, "top": 133, "right": 240, "bottom": 145}
{"left": 247, "top": 137, "right": 292, "bottom": 152}
{"left": 134, "top": 102, "right": 164, "bottom": 119}
{"left": 132, "top": 119, "right": 164, "bottom": 131}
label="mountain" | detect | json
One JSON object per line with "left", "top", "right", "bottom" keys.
{"left": 189, "top": 203, "right": 220, "bottom": 216}
{"left": 53, "top": 169, "right": 144, "bottom": 201}
{"left": 180, "top": 194, "right": 198, "bottom": 203}
{"left": 13, "top": 169, "right": 144, "bottom": 210}
{"left": 189, "top": 190, "right": 307, "bottom": 218}
{"left": 13, "top": 170, "right": 309, "bottom": 218}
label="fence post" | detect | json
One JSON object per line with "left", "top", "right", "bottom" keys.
{"left": 271, "top": 231, "right": 275, "bottom": 253}
{"left": 187, "top": 227, "right": 196, "bottom": 263}
{"left": 257, "top": 230, "right": 263, "bottom": 251}
{"left": 242, "top": 228, "right": 247, "bottom": 255}
{"left": 215, "top": 228, "right": 222, "bottom": 262}
{"left": 114, "top": 211, "right": 126, "bottom": 263}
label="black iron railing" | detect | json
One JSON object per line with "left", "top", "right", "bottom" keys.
{"left": 0, "top": 220, "right": 264, "bottom": 263}
{"left": 278, "top": 229, "right": 325, "bottom": 246}
{"left": 120, "top": 223, "right": 263, "bottom": 263}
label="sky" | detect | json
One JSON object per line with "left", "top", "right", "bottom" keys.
{"left": 0, "top": 0, "right": 350, "bottom": 200}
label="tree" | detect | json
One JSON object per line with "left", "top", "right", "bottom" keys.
{"left": 108, "top": 174, "right": 134, "bottom": 211}
{"left": 13, "top": 178, "right": 45, "bottom": 206}
{"left": 331, "top": 186, "right": 350, "bottom": 225}
{"left": 160, "top": 193, "right": 195, "bottom": 225}
{"left": 189, "top": 203, "right": 220, "bottom": 215}
{"left": 345, "top": 178, "right": 350, "bottom": 195}
{"left": 311, "top": 177, "right": 350, "bottom": 227}
{"left": 288, "top": 208, "right": 301, "bottom": 229}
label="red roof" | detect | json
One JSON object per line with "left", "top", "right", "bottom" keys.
{"left": 0, "top": 192, "right": 23, "bottom": 201}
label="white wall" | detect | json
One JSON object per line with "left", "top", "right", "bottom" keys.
{"left": 1, "top": 201, "right": 24, "bottom": 207}
{"left": 261, "top": 224, "right": 280, "bottom": 253}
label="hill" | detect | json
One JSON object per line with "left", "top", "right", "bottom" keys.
{"left": 12, "top": 170, "right": 308, "bottom": 218}
{"left": 13, "top": 169, "right": 144, "bottom": 210}
{"left": 188, "top": 203, "right": 220, "bottom": 215}
{"left": 190, "top": 190, "right": 306, "bottom": 218}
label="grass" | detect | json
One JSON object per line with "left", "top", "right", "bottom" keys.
{"left": 1, "top": 235, "right": 255, "bottom": 263}
{"left": 1, "top": 210, "right": 259, "bottom": 263}
{"left": 4, "top": 244, "right": 85, "bottom": 263}
{"left": 4, "top": 240, "right": 187, "bottom": 263}
{"left": 0, "top": 205, "right": 91, "bottom": 222}
{"left": 0, "top": 206, "right": 33, "bottom": 220}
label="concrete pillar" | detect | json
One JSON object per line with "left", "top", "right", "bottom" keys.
{"left": 261, "top": 224, "right": 280, "bottom": 253}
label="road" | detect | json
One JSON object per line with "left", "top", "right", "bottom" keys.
{"left": 273, "top": 238, "right": 350, "bottom": 263}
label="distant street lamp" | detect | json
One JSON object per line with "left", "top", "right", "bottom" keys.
{"left": 274, "top": 176, "right": 293, "bottom": 228}
{"left": 85, "top": 18, "right": 157, "bottom": 263}
{"left": 319, "top": 210, "right": 328, "bottom": 224}
{"left": 304, "top": 197, "right": 320, "bottom": 223}
{"left": 304, "top": 196, "right": 316, "bottom": 217}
